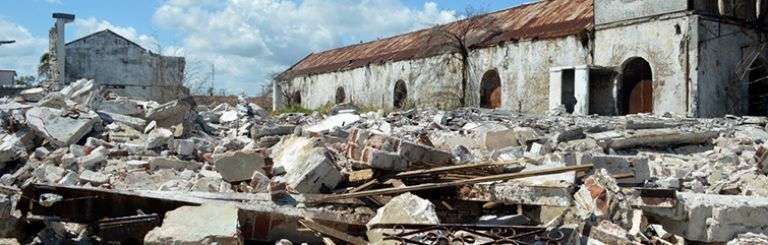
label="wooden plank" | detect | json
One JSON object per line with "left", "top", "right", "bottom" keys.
{"left": 316, "top": 164, "right": 594, "bottom": 202}
{"left": 393, "top": 160, "right": 522, "bottom": 178}
{"left": 299, "top": 219, "right": 367, "bottom": 245}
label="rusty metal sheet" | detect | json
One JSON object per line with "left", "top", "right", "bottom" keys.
{"left": 280, "top": 0, "right": 593, "bottom": 80}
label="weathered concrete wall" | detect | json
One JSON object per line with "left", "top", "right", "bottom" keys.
{"left": 594, "top": 15, "right": 698, "bottom": 116}
{"left": 595, "top": 0, "right": 689, "bottom": 25}
{"left": 468, "top": 36, "right": 591, "bottom": 113}
{"left": 0, "top": 71, "right": 14, "bottom": 87}
{"left": 65, "top": 31, "right": 187, "bottom": 103}
{"left": 280, "top": 36, "right": 590, "bottom": 113}
{"left": 281, "top": 53, "right": 464, "bottom": 110}
{"left": 695, "top": 17, "right": 763, "bottom": 117}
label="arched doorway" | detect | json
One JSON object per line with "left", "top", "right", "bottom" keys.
{"left": 619, "top": 58, "right": 653, "bottom": 115}
{"left": 393, "top": 80, "right": 408, "bottom": 109}
{"left": 335, "top": 87, "right": 346, "bottom": 104}
{"left": 480, "top": 70, "right": 502, "bottom": 109}
{"left": 292, "top": 91, "right": 302, "bottom": 105}
{"left": 748, "top": 58, "right": 768, "bottom": 115}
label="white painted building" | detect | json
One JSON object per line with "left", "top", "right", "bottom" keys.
{"left": 276, "top": 0, "right": 768, "bottom": 117}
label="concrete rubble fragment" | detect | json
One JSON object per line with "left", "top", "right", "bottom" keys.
{"left": 2, "top": 87, "right": 768, "bottom": 244}
{"left": 144, "top": 203, "right": 242, "bottom": 245}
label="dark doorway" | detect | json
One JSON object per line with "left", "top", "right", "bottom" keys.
{"left": 619, "top": 58, "right": 653, "bottom": 115}
{"left": 561, "top": 69, "right": 576, "bottom": 113}
{"left": 748, "top": 58, "right": 768, "bottom": 115}
{"left": 480, "top": 70, "right": 502, "bottom": 109}
{"left": 335, "top": 87, "right": 346, "bottom": 104}
{"left": 394, "top": 80, "right": 408, "bottom": 109}
{"left": 292, "top": 91, "right": 302, "bottom": 105}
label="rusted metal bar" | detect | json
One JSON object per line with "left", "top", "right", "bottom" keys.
{"left": 372, "top": 223, "right": 575, "bottom": 245}
{"left": 317, "top": 164, "right": 594, "bottom": 202}
{"left": 299, "top": 219, "right": 367, "bottom": 245}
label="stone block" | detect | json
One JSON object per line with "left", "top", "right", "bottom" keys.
{"left": 26, "top": 107, "right": 99, "bottom": 148}
{"left": 367, "top": 193, "right": 440, "bottom": 245}
{"left": 144, "top": 203, "right": 242, "bottom": 245}
{"left": 213, "top": 150, "right": 266, "bottom": 182}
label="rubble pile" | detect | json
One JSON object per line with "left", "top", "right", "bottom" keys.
{"left": 1, "top": 82, "right": 768, "bottom": 244}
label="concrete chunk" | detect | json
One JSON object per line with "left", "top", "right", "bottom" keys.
{"left": 25, "top": 107, "right": 99, "bottom": 148}
{"left": 144, "top": 203, "right": 242, "bottom": 245}
{"left": 367, "top": 193, "right": 440, "bottom": 245}
{"left": 213, "top": 150, "right": 266, "bottom": 182}
{"left": 78, "top": 170, "right": 108, "bottom": 185}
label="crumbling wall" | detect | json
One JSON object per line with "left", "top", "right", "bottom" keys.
{"left": 469, "top": 36, "right": 590, "bottom": 113}
{"left": 281, "top": 53, "right": 464, "bottom": 110}
{"left": 65, "top": 31, "right": 187, "bottom": 103}
{"left": 281, "top": 35, "right": 589, "bottom": 113}
{"left": 594, "top": 16, "right": 697, "bottom": 116}
{"left": 595, "top": 0, "right": 689, "bottom": 25}
{"left": 695, "top": 17, "right": 763, "bottom": 117}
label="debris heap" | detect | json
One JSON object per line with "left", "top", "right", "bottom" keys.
{"left": 2, "top": 80, "right": 768, "bottom": 244}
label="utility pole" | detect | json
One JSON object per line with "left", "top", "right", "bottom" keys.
{"left": 0, "top": 40, "right": 15, "bottom": 46}
{"left": 210, "top": 63, "right": 215, "bottom": 96}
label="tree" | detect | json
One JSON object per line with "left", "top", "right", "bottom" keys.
{"left": 15, "top": 76, "right": 36, "bottom": 87}
{"left": 423, "top": 6, "right": 498, "bottom": 107}
{"left": 38, "top": 52, "right": 53, "bottom": 81}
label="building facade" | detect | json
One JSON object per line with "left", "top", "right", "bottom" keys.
{"left": 64, "top": 30, "right": 188, "bottom": 103}
{"left": 276, "top": 0, "right": 768, "bottom": 117}
{"left": 0, "top": 70, "right": 16, "bottom": 87}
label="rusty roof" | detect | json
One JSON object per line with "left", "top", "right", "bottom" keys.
{"left": 279, "top": 0, "right": 594, "bottom": 80}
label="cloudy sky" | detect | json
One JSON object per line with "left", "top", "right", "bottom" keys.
{"left": 0, "top": 0, "right": 525, "bottom": 96}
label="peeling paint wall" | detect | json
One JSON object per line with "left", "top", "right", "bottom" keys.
{"left": 65, "top": 31, "right": 188, "bottom": 103}
{"left": 594, "top": 15, "right": 698, "bottom": 116}
{"left": 280, "top": 36, "right": 590, "bottom": 113}
{"left": 695, "top": 17, "right": 763, "bottom": 117}
{"left": 595, "top": 0, "right": 689, "bottom": 25}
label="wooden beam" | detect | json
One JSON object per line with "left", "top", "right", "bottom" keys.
{"left": 299, "top": 219, "right": 367, "bottom": 245}
{"left": 317, "top": 164, "right": 594, "bottom": 202}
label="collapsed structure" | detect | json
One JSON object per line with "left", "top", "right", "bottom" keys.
{"left": 0, "top": 78, "right": 767, "bottom": 243}
{"left": 45, "top": 13, "right": 187, "bottom": 103}
{"left": 276, "top": 0, "right": 768, "bottom": 117}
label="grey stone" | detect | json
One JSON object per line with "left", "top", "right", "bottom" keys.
{"left": 272, "top": 136, "right": 341, "bottom": 193}
{"left": 148, "top": 157, "right": 201, "bottom": 171}
{"left": 213, "top": 150, "right": 266, "bottom": 182}
{"left": 145, "top": 99, "right": 192, "bottom": 128}
{"left": 25, "top": 107, "right": 99, "bottom": 148}
{"left": 367, "top": 193, "right": 440, "bottom": 245}
{"left": 146, "top": 128, "right": 173, "bottom": 149}
{"left": 144, "top": 203, "right": 242, "bottom": 245}
{"left": 78, "top": 170, "right": 108, "bottom": 185}
{"left": 19, "top": 87, "right": 45, "bottom": 102}
{"left": 97, "top": 111, "right": 146, "bottom": 130}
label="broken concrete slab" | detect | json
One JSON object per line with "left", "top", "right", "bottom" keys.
{"left": 305, "top": 113, "right": 361, "bottom": 133}
{"left": 366, "top": 193, "right": 439, "bottom": 245}
{"left": 25, "top": 107, "right": 99, "bottom": 148}
{"left": 145, "top": 128, "right": 173, "bottom": 149}
{"left": 643, "top": 192, "right": 768, "bottom": 243}
{"left": 19, "top": 87, "right": 45, "bottom": 102}
{"left": 213, "top": 150, "right": 266, "bottom": 182}
{"left": 144, "top": 203, "right": 242, "bottom": 245}
{"left": 97, "top": 111, "right": 146, "bottom": 131}
{"left": 78, "top": 170, "right": 108, "bottom": 185}
{"left": 277, "top": 146, "right": 341, "bottom": 193}
{"left": 148, "top": 157, "right": 201, "bottom": 171}
{"left": 592, "top": 128, "right": 719, "bottom": 150}
{"left": 145, "top": 98, "right": 193, "bottom": 128}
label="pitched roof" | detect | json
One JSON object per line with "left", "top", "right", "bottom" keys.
{"left": 280, "top": 0, "right": 594, "bottom": 80}
{"left": 66, "top": 29, "right": 148, "bottom": 52}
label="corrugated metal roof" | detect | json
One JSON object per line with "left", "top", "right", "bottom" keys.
{"left": 280, "top": 0, "right": 594, "bottom": 80}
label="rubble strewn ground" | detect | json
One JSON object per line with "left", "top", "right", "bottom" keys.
{"left": 3, "top": 81, "right": 768, "bottom": 244}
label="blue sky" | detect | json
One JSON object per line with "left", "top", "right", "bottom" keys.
{"left": 0, "top": 0, "right": 526, "bottom": 96}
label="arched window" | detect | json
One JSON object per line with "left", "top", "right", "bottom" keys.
{"left": 292, "top": 91, "right": 302, "bottom": 105}
{"left": 394, "top": 80, "right": 408, "bottom": 109}
{"left": 619, "top": 58, "right": 653, "bottom": 115}
{"left": 480, "top": 70, "right": 502, "bottom": 109}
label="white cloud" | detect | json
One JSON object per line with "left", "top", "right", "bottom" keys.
{"left": 0, "top": 19, "right": 48, "bottom": 78}
{"left": 153, "top": 0, "right": 459, "bottom": 96}
{"left": 72, "top": 17, "right": 160, "bottom": 51}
